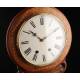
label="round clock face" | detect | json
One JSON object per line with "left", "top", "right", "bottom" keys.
{"left": 17, "top": 13, "right": 66, "bottom": 66}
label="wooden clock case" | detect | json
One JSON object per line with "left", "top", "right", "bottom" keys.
{"left": 6, "top": 7, "right": 72, "bottom": 73}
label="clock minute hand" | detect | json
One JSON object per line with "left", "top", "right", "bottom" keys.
{"left": 29, "top": 31, "right": 42, "bottom": 41}
{"left": 42, "top": 27, "right": 59, "bottom": 40}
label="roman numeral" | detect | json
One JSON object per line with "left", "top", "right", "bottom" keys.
{"left": 23, "top": 31, "right": 30, "bottom": 34}
{"left": 32, "top": 53, "right": 38, "bottom": 61}
{"left": 42, "top": 55, "right": 46, "bottom": 62}
{"left": 24, "top": 48, "right": 31, "bottom": 55}
{"left": 40, "top": 16, "right": 44, "bottom": 25}
{"left": 54, "top": 44, "right": 61, "bottom": 50}
{"left": 21, "top": 41, "right": 29, "bottom": 44}
{"left": 30, "top": 21, "right": 36, "bottom": 28}
{"left": 56, "top": 36, "right": 62, "bottom": 39}
{"left": 51, "top": 52, "right": 54, "bottom": 56}
{"left": 53, "top": 27, "right": 59, "bottom": 33}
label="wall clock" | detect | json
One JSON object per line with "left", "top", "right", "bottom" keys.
{"left": 6, "top": 7, "right": 72, "bottom": 73}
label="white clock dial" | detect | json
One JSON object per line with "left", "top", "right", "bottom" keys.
{"left": 17, "top": 13, "right": 66, "bottom": 66}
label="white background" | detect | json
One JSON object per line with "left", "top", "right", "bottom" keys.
{"left": 0, "top": 73, "right": 80, "bottom": 80}
{"left": 0, "top": 0, "right": 80, "bottom": 7}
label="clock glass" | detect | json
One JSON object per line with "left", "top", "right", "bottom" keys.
{"left": 17, "top": 13, "right": 66, "bottom": 66}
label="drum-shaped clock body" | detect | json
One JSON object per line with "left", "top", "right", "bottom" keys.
{"left": 6, "top": 8, "right": 72, "bottom": 72}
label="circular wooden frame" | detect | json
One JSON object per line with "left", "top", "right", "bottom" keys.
{"left": 6, "top": 7, "right": 72, "bottom": 72}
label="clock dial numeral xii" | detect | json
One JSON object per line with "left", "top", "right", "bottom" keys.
{"left": 40, "top": 16, "right": 44, "bottom": 25}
